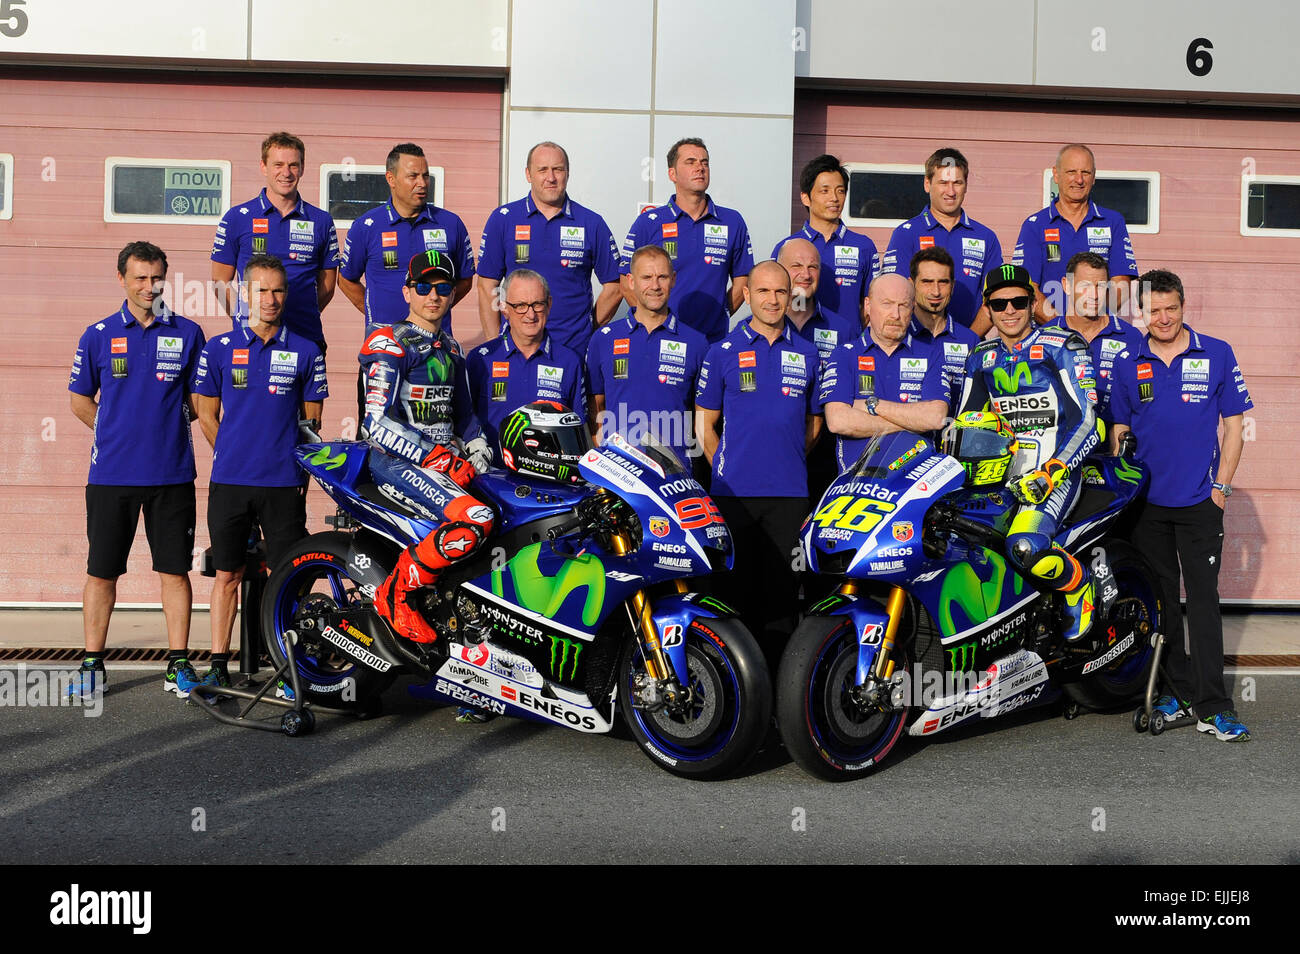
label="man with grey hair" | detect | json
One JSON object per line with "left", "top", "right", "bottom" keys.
{"left": 1012, "top": 143, "right": 1139, "bottom": 321}
{"left": 466, "top": 268, "right": 588, "bottom": 463}
{"left": 477, "top": 141, "right": 622, "bottom": 353}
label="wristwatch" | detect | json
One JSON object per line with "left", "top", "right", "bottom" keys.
{"left": 1212, "top": 481, "right": 1233, "bottom": 497}
{"left": 865, "top": 395, "right": 880, "bottom": 416}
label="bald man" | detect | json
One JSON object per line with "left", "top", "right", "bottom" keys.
{"left": 696, "top": 259, "right": 823, "bottom": 660}
{"left": 818, "top": 272, "right": 949, "bottom": 472}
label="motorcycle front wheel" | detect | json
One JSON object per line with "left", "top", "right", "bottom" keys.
{"left": 261, "top": 532, "right": 396, "bottom": 710}
{"left": 777, "top": 616, "right": 912, "bottom": 782}
{"left": 618, "top": 617, "right": 771, "bottom": 780}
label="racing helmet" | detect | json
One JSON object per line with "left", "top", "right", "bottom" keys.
{"left": 499, "top": 401, "right": 591, "bottom": 485}
{"left": 940, "top": 411, "right": 1019, "bottom": 487}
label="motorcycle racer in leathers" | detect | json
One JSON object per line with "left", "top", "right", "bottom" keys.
{"left": 955, "top": 263, "right": 1100, "bottom": 641}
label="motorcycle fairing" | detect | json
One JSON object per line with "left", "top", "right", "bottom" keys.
{"left": 647, "top": 593, "right": 745, "bottom": 686}
{"left": 797, "top": 591, "right": 893, "bottom": 688}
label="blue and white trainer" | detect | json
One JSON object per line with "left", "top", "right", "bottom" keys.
{"left": 1152, "top": 694, "right": 1194, "bottom": 728}
{"left": 1197, "top": 709, "right": 1252, "bottom": 742}
{"left": 164, "top": 659, "right": 202, "bottom": 699}
{"left": 67, "top": 661, "right": 106, "bottom": 699}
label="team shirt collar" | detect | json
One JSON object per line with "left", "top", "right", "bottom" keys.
{"left": 669, "top": 194, "right": 718, "bottom": 220}
{"left": 621, "top": 311, "right": 680, "bottom": 336}
{"left": 502, "top": 329, "right": 553, "bottom": 357}
{"left": 1136, "top": 325, "right": 1205, "bottom": 360}
{"left": 523, "top": 194, "right": 574, "bottom": 219}
{"left": 920, "top": 208, "right": 972, "bottom": 231}
{"left": 236, "top": 323, "right": 290, "bottom": 348}
{"left": 908, "top": 314, "right": 956, "bottom": 339}
{"left": 256, "top": 188, "right": 305, "bottom": 219}
{"left": 799, "top": 221, "right": 846, "bottom": 243}
{"left": 385, "top": 201, "right": 435, "bottom": 225}
{"left": 119, "top": 301, "right": 176, "bottom": 328}
{"left": 857, "top": 326, "right": 916, "bottom": 353}
{"left": 738, "top": 317, "right": 794, "bottom": 344}
{"left": 1048, "top": 200, "right": 1104, "bottom": 224}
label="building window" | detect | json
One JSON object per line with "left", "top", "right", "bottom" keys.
{"left": 104, "top": 158, "right": 231, "bottom": 224}
{"left": 0, "top": 154, "right": 12, "bottom": 221}
{"left": 1042, "top": 170, "right": 1161, "bottom": 234}
{"left": 321, "top": 164, "right": 444, "bottom": 227}
{"left": 1241, "top": 175, "right": 1300, "bottom": 237}
{"left": 843, "top": 164, "right": 926, "bottom": 228}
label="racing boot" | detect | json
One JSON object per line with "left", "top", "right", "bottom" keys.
{"left": 1060, "top": 563, "right": 1095, "bottom": 643}
{"left": 374, "top": 545, "right": 442, "bottom": 644}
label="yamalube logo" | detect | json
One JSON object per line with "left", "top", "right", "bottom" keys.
{"left": 50, "top": 884, "right": 151, "bottom": 934}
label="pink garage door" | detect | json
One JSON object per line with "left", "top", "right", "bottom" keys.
{"left": 794, "top": 90, "right": 1297, "bottom": 603}
{"left": 0, "top": 68, "right": 502, "bottom": 604}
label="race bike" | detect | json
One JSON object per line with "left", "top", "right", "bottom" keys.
{"left": 261, "top": 430, "right": 771, "bottom": 780}
{"left": 777, "top": 431, "right": 1161, "bottom": 781}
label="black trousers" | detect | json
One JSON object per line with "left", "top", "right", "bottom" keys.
{"left": 713, "top": 495, "right": 808, "bottom": 668}
{"left": 1131, "top": 497, "right": 1231, "bottom": 718}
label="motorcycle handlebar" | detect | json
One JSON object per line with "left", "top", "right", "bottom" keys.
{"left": 929, "top": 504, "right": 1007, "bottom": 551}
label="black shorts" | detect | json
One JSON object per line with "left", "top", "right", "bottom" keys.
{"left": 207, "top": 483, "right": 307, "bottom": 572}
{"left": 86, "top": 482, "right": 196, "bottom": 579}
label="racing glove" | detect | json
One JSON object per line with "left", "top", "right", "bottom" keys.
{"left": 463, "top": 436, "right": 493, "bottom": 475}
{"left": 420, "top": 444, "right": 478, "bottom": 489}
{"left": 1011, "top": 458, "right": 1068, "bottom": 506}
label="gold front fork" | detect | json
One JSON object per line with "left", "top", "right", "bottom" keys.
{"left": 872, "top": 586, "right": 907, "bottom": 681}
{"left": 610, "top": 530, "right": 673, "bottom": 681}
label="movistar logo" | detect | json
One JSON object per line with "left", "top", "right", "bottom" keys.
{"left": 937, "top": 550, "right": 1023, "bottom": 637}
{"left": 992, "top": 360, "right": 1033, "bottom": 394}
{"left": 492, "top": 543, "right": 606, "bottom": 627}
{"left": 1113, "top": 457, "right": 1142, "bottom": 485}
{"left": 502, "top": 411, "right": 530, "bottom": 446}
{"left": 549, "top": 635, "right": 583, "bottom": 679}
{"left": 308, "top": 445, "right": 346, "bottom": 470}
{"left": 425, "top": 351, "right": 451, "bottom": 382}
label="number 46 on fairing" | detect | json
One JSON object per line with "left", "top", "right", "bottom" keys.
{"left": 811, "top": 494, "right": 897, "bottom": 534}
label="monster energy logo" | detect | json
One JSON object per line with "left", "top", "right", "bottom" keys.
{"left": 502, "top": 411, "right": 530, "bottom": 446}
{"left": 613, "top": 358, "right": 628, "bottom": 378}
{"left": 111, "top": 357, "right": 127, "bottom": 377}
{"left": 739, "top": 370, "right": 756, "bottom": 390}
{"left": 992, "top": 361, "right": 1033, "bottom": 394}
{"left": 383, "top": 250, "right": 398, "bottom": 268}
{"left": 492, "top": 380, "right": 507, "bottom": 401}
{"left": 548, "top": 635, "right": 583, "bottom": 679}
{"left": 492, "top": 542, "right": 606, "bottom": 627}
{"left": 1113, "top": 457, "right": 1141, "bottom": 485}
{"left": 231, "top": 367, "right": 247, "bottom": 388}
{"left": 411, "top": 399, "right": 436, "bottom": 423}
{"left": 937, "top": 550, "right": 1023, "bottom": 637}
{"left": 251, "top": 236, "right": 266, "bottom": 253}
{"left": 946, "top": 640, "right": 976, "bottom": 671}
{"left": 557, "top": 465, "right": 569, "bottom": 480}
{"left": 663, "top": 240, "right": 677, "bottom": 259}
{"left": 308, "top": 445, "right": 347, "bottom": 470}
{"left": 696, "top": 596, "right": 736, "bottom": 614}
{"left": 1138, "top": 381, "right": 1154, "bottom": 402}
{"left": 859, "top": 374, "right": 874, "bottom": 395}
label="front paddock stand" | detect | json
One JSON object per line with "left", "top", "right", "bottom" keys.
{"left": 188, "top": 630, "right": 346, "bottom": 736}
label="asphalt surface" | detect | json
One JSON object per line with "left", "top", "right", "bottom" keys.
{"left": 2, "top": 666, "right": 1295, "bottom": 865}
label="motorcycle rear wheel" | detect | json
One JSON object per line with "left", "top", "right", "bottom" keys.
{"left": 777, "top": 616, "right": 912, "bottom": 782}
{"left": 261, "top": 532, "right": 397, "bottom": 710}
{"left": 618, "top": 617, "right": 771, "bottom": 780}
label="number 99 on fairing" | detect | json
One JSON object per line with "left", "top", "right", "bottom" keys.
{"left": 811, "top": 495, "right": 897, "bottom": 534}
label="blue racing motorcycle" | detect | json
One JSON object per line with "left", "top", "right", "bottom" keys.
{"left": 260, "top": 431, "right": 771, "bottom": 780}
{"left": 777, "top": 431, "right": 1161, "bottom": 781}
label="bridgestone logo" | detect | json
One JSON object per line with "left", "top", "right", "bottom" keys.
{"left": 1081, "top": 632, "right": 1135, "bottom": 674}
{"left": 321, "top": 625, "right": 392, "bottom": 672}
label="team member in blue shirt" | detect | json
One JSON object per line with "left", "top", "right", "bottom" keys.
{"left": 906, "top": 247, "right": 980, "bottom": 412}
{"left": 1111, "top": 270, "right": 1252, "bottom": 741}
{"left": 820, "top": 272, "right": 948, "bottom": 473}
{"left": 338, "top": 142, "right": 475, "bottom": 333}
{"left": 695, "top": 260, "right": 822, "bottom": 656}
{"left": 1046, "top": 252, "right": 1143, "bottom": 433}
{"left": 193, "top": 254, "right": 327, "bottom": 689}
{"left": 211, "top": 131, "right": 340, "bottom": 351}
{"left": 588, "top": 245, "right": 706, "bottom": 468}
{"left": 772, "top": 153, "right": 878, "bottom": 331}
{"left": 1012, "top": 144, "right": 1139, "bottom": 322}
{"left": 881, "top": 147, "right": 1003, "bottom": 334}
{"left": 466, "top": 269, "right": 588, "bottom": 464}
{"left": 68, "top": 242, "right": 207, "bottom": 699}
{"left": 477, "top": 141, "right": 622, "bottom": 355}
{"left": 621, "top": 138, "right": 754, "bottom": 342}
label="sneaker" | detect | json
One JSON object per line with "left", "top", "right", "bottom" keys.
{"left": 274, "top": 679, "right": 296, "bottom": 702}
{"left": 164, "top": 660, "right": 202, "bottom": 699}
{"left": 1197, "top": 709, "right": 1252, "bottom": 742}
{"left": 67, "top": 661, "right": 106, "bottom": 699}
{"left": 1152, "top": 694, "right": 1194, "bottom": 728}
{"left": 200, "top": 667, "right": 231, "bottom": 690}
{"left": 455, "top": 706, "right": 496, "bottom": 724}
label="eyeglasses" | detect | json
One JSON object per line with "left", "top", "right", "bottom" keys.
{"left": 988, "top": 295, "right": 1030, "bottom": 313}
{"left": 407, "top": 281, "right": 453, "bottom": 297}
{"left": 504, "top": 300, "right": 548, "bottom": 315}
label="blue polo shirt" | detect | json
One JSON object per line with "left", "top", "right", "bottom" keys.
{"left": 621, "top": 195, "right": 754, "bottom": 343}
{"left": 69, "top": 303, "right": 205, "bottom": 486}
{"left": 819, "top": 330, "right": 947, "bottom": 471}
{"left": 210, "top": 190, "right": 340, "bottom": 346}
{"left": 339, "top": 201, "right": 475, "bottom": 331}
{"left": 1109, "top": 328, "right": 1252, "bottom": 509}
{"left": 587, "top": 312, "right": 707, "bottom": 467}
{"left": 695, "top": 320, "right": 821, "bottom": 498}
{"left": 1045, "top": 314, "right": 1145, "bottom": 425}
{"left": 479, "top": 194, "right": 621, "bottom": 355}
{"left": 466, "top": 332, "right": 588, "bottom": 464}
{"left": 908, "top": 314, "right": 980, "bottom": 410}
{"left": 1012, "top": 202, "right": 1138, "bottom": 300}
{"left": 772, "top": 221, "right": 878, "bottom": 330}
{"left": 792, "top": 305, "right": 860, "bottom": 371}
{"left": 881, "top": 208, "right": 1003, "bottom": 328}
{"left": 192, "top": 326, "right": 328, "bottom": 487}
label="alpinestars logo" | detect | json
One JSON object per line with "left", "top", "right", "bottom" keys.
{"left": 549, "top": 635, "right": 583, "bottom": 679}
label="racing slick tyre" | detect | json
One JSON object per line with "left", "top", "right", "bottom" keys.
{"left": 1063, "top": 540, "right": 1162, "bottom": 711}
{"left": 618, "top": 616, "right": 771, "bottom": 780}
{"left": 777, "top": 615, "right": 912, "bottom": 782}
{"left": 262, "top": 533, "right": 396, "bottom": 711}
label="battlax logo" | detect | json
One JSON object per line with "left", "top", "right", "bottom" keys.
{"left": 548, "top": 635, "right": 583, "bottom": 679}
